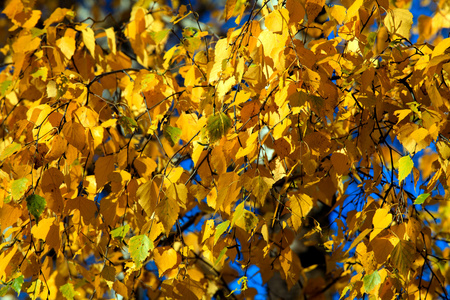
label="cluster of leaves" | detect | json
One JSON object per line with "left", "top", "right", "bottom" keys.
{"left": 0, "top": 0, "right": 450, "bottom": 299}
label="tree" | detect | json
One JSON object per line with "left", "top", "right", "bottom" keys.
{"left": 0, "top": 0, "right": 449, "bottom": 298}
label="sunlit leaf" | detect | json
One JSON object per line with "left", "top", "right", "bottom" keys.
{"left": 384, "top": 9, "right": 413, "bottom": 39}
{"left": 414, "top": 193, "right": 430, "bottom": 205}
{"left": 11, "top": 178, "right": 29, "bottom": 201}
{"left": 60, "top": 282, "right": 77, "bottom": 300}
{"left": 398, "top": 155, "right": 413, "bottom": 184}
{"left": 363, "top": 270, "right": 381, "bottom": 292}
{"left": 129, "top": 235, "right": 153, "bottom": 268}
{"left": 0, "top": 142, "right": 21, "bottom": 161}
{"left": 111, "top": 224, "right": 130, "bottom": 240}
{"left": 154, "top": 247, "right": 179, "bottom": 276}
{"left": 214, "top": 220, "right": 230, "bottom": 244}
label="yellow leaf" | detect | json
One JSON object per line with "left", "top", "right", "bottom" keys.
{"left": 43, "top": 8, "right": 74, "bottom": 27}
{"left": 153, "top": 247, "right": 179, "bottom": 276}
{"left": 265, "top": 8, "right": 289, "bottom": 33}
{"left": 56, "top": 29, "right": 77, "bottom": 60}
{"left": 137, "top": 179, "right": 159, "bottom": 217}
{"left": 345, "top": 0, "right": 363, "bottom": 23}
{"left": 82, "top": 26, "right": 96, "bottom": 58}
{"left": 105, "top": 27, "right": 116, "bottom": 54}
{"left": 327, "top": 5, "right": 346, "bottom": 24}
{"left": 288, "top": 193, "right": 313, "bottom": 231}
{"left": 384, "top": 9, "right": 413, "bottom": 39}
{"left": 202, "top": 219, "right": 215, "bottom": 243}
{"left": 166, "top": 183, "right": 188, "bottom": 209}
{"left": 155, "top": 195, "right": 179, "bottom": 234}
{"left": 0, "top": 245, "right": 18, "bottom": 281}
{"left": 252, "top": 175, "right": 274, "bottom": 206}
{"left": 31, "top": 217, "right": 55, "bottom": 240}
{"left": 74, "top": 106, "right": 98, "bottom": 129}
{"left": 134, "top": 156, "right": 157, "bottom": 179}
{"left": 370, "top": 208, "right": 392, "bottom": 241}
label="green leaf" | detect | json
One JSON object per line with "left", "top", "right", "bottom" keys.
{"left": 12, "top": 275, "right": 24, "bottom": 296}
{"left": 26, "top": 194, "right": 46, "bottom": 223}
{"left": 0, "top": 285, "right": 9, "bottom": 296}
{"left": 414, "top": 193, "right": 430, "bottom": 205}
{"left": 206, "top": 112, "right": 232, "bottom": 142}
{"left": 363, "top": 270, "right": 381, "bottom": 292}
{"left": 111, "top": 224, "right": 130, "bottom": 240}
{"left": 149, "top": 29, "right": 170, "bottom": 44}
{"left": 398, "top": 155, "right": 413, "bottom": 183}
{"left": 11, "top": 178, "right": 29, "bottom": 201}
{"left": 391, "top": 240, "right": 415, "bottom": 277}
{"left": 129, "top": 234, "right": 153, "bottom": 268}
{"left": 0, "top": 80, "right": 12, "bottom": 96}
{"left": 214, "top": 247, "right": 228, "bottom": 266}
{"left": 60, "top": 282, "right": 77, "bottom": 300}
{"left": 164, "top": 125, "right": 182, "bottom": 146}
{"left": 214, "top": 220, "right": 230, "bottom": 244}
{"left": 0, "top": 142, "right": 21, "bottom": 161}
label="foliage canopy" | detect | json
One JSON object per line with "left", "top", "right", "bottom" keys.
{"left": 1, "top": 0, "right": 450, "bottom": 299}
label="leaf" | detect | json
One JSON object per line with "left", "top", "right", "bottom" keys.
{"left": 94, "top": 155, "right": 115, "bottom": 188}
{"left": 166, "top": 183, "right": 188, "bottom": 208}
{"left": 384, "top": 9, "right": 413, "bottom": 39}
{"left": 11, "top": 275, "right": 24, "bottom": 296}
{"left": 118, "top": 116, "right": 137, "bottom": 135}
{"left": 206, "top": 112, "right": 232, "bottom": 142}
{"left": 60, "top": 282, "right": 77, "bottom": 300}
{"left": 265, "top": 8, "right": 289, "bottom": 33}
{"left": 214, "top": 247, "right": 228, "bottom": 267}
{"left": 305, "top": 0, "right": 325, "bottom": 24}
{"left": 390, "top": 239, "right": 415, "bottom": 277}
{"left": 101, "top": 265, "right": 116, "bottom": 282}
{"left": 398, "top": 155, "right": 413, "bottom": 184}
{"left": 432, "top": 37, "right": 450, "bottom": 58}
{"left": 45, "top": 135, "right": 67, "bottom": 162}
{"left": 214, "top": 220, "right": 230, "bottom": 244}
{"left": 252, "top": 176, "right": 273, "bottom": 206}
{"left": 235, "top": 207, "right": 258, "bottom": 232}
{"left": 288, "top": 193, "right": 313, "bottom": 231}
{"left": 414, "top": 193, "right": 430, "bottom": 205}
{"left": 137, "top": 179, "right": 159, "bottom": 217}
{"left": 81, "top": 26, "right": 96, "bottom": 58}
{"left": 370, "top": 208, "right": 392, "bottom": 241}
{"left": 202, "top": 219, "right": 215, "bottom": 243}
{"left": 149, "top": 29, "right": 170, "bottom": 44}
{"left": 43, "top": 8, "right": 74, "bottom": 27}
{"left": 111, "top": 224, "right": 130, "bottom": 240}
{"left": 62, "top": 121, "right": 86, "bottom": 151}
{"left": 26, "top": 194, "right": 46, "bottom": 223}
{"left": 0, "top": 142, "right": 21, "bottom": 161}
{"left": 155, "top": 196, "right": 179, "bottom": 234}
{"left": 153, "top": 247, "right": 179, "bottom": 276}
{"left": 164, "top": 125, "right": 182, "bottom": 146}
{"left": 363, "top": 270, "right": 381, "bottom": 293}
{"left": 11, "top": 177, "right": 29, "bottom": 201}
{"left": 129, "top": 235, "right": 153, "bottom": 268}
